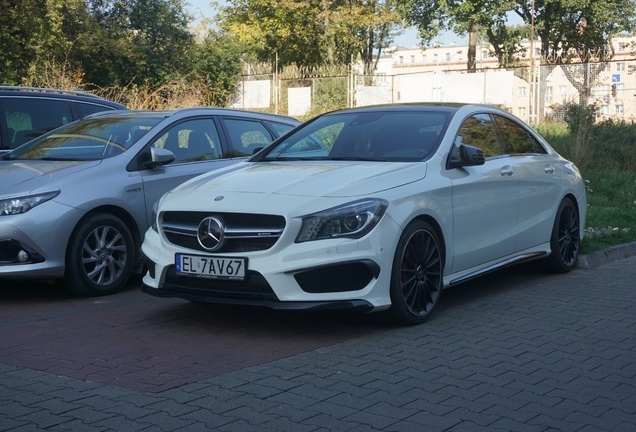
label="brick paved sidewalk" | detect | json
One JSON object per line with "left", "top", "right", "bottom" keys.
{"left": 1, "top": 256, "right": 635, "bottom": 431}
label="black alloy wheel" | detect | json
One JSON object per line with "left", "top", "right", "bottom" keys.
{"left": 385, "top": 220, "right": 443, "bottom": 325}
{"left": 546, "top": 197, "right": 580, "bottom": 273}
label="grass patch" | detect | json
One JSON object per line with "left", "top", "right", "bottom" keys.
{"left": 535, "top": 121, "right": 636, "bottom": 254}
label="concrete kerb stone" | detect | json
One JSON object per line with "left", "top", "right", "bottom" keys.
{"left": 577, "top": 241, "right": 636, "bottom": 270}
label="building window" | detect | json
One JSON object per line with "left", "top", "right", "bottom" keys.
{"left": 518, "top": 87, "right": 527, "bottom": 96}
{"left": 481, "top": 50, "right": 488, "bottom": 59}
{"left": 518, "top": 107, "right": 527, "bottom": 116}
{"left": 422, "top": 55, "right": 427, "bottom": 63}
{"left": 601, "top": 63, "right": 611, "bottom": 72}
{"left": 445, "top": 52, "right": 451, "bottom": 61}
{"left": 546, "top": 86, "right": 553, "bottom": 102}
{"left": 619, "top": 42, "right": 626, "bottom": 52}
{"left": 617, "top": 63, "right": 625, "bottom": 71}
{"left": 535, "top": 48, "right": 540, "bottom": 56}
{"left": 600, "top": 105, "right": 609, "bottom": 114}
{"left": 433, "top": 53, "right": 438, "bottom": 62}
{"left": 399, "top": 56, "right": 403, "bottom": 64}
{"left": 457, "top": 51, "right": 463, "bottom": 61}
{"left": 615, "top": 104, "right": 624, "bottom": 114}
{"left": 617, "top": 83, "right": 625, "bottom": 93}
{"left": 601, "top": 84, "right": 610, "bottom": 93}
{"left": 521, "top": 49, "right": 527, "bottom": 58}
{"left": 559, "top": 86, "right": 568, "bottom": 95}
{"left": 410, "top": 55, "right": 415, "bottom": 63}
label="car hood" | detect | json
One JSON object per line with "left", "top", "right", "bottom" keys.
{"left": 0, "top": 160, "right": 101, "bottom": 196}
{"left": 172, "top": 161, "right": 427, "bottom": 199}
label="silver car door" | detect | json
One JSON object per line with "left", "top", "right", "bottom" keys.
{"left": 139, "top": 117, "right": 236, "bottom": 231}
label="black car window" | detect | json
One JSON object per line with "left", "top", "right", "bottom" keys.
{"left": 152, "top": 119, "right": 222, "bottom": 163}
{"left": 455, "top": 114, "right": 502, "bottom": 158}
{"left": 223, "top": 118, "right": 275, "bottom": 156}
{"left": 2, "top": 97, "right": 73, "bottom": 148}
{"left": 493, "top": 115, "right": 539, "bottom": 154}
{"left": 76, "top": 102, "right": 118, "bottom": 119}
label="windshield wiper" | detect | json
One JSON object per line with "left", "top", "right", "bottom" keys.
{"left": 329, "top": 156, "right": 384, "bottom": 161}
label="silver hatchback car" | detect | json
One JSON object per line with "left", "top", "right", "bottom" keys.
{"left": 0, "top": 108, "right": 299, "bottom": 295}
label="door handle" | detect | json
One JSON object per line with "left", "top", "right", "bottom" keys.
{"left": 545, "top": 165, "right": 555, "bottom": 174}
{"left": 500, "top": 166, "right": 514, "bottom": 177}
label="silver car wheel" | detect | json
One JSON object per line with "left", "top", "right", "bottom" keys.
{"left": 81, "top": 225, "right": 128, "bottom": 285}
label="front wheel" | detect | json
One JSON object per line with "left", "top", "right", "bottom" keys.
{"left": 546, "top": 197, "right": 580, "bottom": 273}
{"left": 63, "top": 213, "right": 135, "bottom": 296}
{"left": 384, "top": 220, "right": 444, "bottom": 326}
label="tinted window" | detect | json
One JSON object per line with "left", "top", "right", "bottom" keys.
{"left": 223, "top": 119, "right": 274, "bottom": 156}
{"left": 493, "top": 115, "right": 536, "bottom": 154}
{"left": 76, "top": 102, "right": 117, "bottom": 118}
{"left": 152, "top": 119, "right": 222, "bottom": 164}
{"left": 2, "top": 98, "right": 73, "bottom": 148}
{"left": 455, "top": 114, "right": 502, "bottom": 157}
{"left": 263, "top": 111, "right": 448, "bottom": 161}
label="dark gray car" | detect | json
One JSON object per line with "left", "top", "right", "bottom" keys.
{"left": 0, "top": 108, "right": 299, "bottom": 295}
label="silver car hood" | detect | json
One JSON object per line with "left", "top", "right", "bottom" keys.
{"left": 0, "top": 160, "right": 101, "bottom": 196}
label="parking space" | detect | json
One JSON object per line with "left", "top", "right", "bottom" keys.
{"left": 1, "top": 258, "right": 635, "bottom": 431}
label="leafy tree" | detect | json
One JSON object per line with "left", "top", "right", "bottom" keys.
{"left": 217, "top": 0, "right": 403, "bottom": 74}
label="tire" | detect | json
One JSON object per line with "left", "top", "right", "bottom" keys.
{"left": 546, "top": 197, "right": 580, "bottom": 273}
{"left": 384, "top": 220, "right": 444, "bottom": 325}
{"left": 63, "top": 213, "right": 135, "bottom": 296}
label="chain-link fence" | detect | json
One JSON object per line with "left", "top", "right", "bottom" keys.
{"left": 231, "top": 59, "right": 636, "bottom": 123}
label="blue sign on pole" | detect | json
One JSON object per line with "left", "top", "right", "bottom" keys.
{"left": 612, "top": 74, "right": 621, "bottom": 82}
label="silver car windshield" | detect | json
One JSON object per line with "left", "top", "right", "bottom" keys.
{"left": 4, "top": 116, "right": 163, "bottom": 161}
{"left": 261, "top": 111, "right": 450, "bottom": 162}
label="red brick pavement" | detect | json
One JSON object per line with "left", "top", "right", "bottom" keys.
{"left": 0, "top": 281, "right": 385, "bottom": 393}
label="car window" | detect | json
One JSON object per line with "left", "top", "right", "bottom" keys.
{"left": 7, "top": 115, "right": 163, "bottom": 160}
{"left": 152, "top": 119, "right": 222, "bottom": 163}
{"left": 263, "top": 111, "right": 447, "bottom": 161}
{"left": 223, "top": 118, "right": 275, "bottom": 156}
{"left": 2, "top": 97, "right": 73, "bottom": 148}
{"left": 493, "top": 115, "right": 543, "bottom": 154}
{"left": 265, "top": 120, "right": 296, "bottom": 137}
{"left": 76, "top": 102, "right": 118, "bottom": 119}
{"left": 455, "top": 114, "right": 502, "bottom": 158}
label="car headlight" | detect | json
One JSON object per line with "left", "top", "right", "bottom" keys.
{"left": 0, "top": 190, "right": 60, "bottom": 216}
{"left": 296, "top": 198, "right": 388, "bottom": 243}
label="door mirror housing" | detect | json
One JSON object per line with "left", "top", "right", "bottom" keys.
{"left": 447, "top": 144, "right": 486, "bottom": 169}
{"left": 143, "top": 147, "right": 176, "bottom": 169}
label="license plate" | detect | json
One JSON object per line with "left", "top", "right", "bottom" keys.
{"left": 175, "top": 254, "right": 247, "bottom": 280}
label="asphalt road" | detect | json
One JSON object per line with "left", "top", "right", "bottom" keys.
{"left": 1, "top": 257, "right": 635, "bottom": 431}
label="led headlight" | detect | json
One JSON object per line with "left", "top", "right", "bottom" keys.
{"left": 296, "top": 198, "right": 388, "bottom": 243}
{"left": 0, "top": 190, "right": 60, "bottom": 216}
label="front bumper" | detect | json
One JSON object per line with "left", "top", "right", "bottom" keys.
{"left": 140, "top": 214, "right": 402, "bottom": 310}
{"left": 0, "top": 201, "right": 83, "bottom": 279}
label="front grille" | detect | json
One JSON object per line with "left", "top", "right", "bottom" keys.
{"left": 161, "top": 211, "right": 286, "bottom": 253}
{"left": 294, "top": 261, "right": 377, "bottom": 293}
{"left": 164, "top": 266, "right": 278, "bottom": 300}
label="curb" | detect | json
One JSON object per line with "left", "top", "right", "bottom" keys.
{"left": 577, "top": 241, "right": 636, "bottom": 270}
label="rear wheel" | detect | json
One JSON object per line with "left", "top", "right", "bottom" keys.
{"left": 385, "top": 220, "right": 443, "bottom": 325}
{"left": 63, "top": 213, "right": 135, "bottom": 296}
{"left": 546, "top": 197, "right": 580, "bottom": 273}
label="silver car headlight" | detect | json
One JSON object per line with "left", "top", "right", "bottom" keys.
{"left": 0, "top": 190, "right": 60, "bottom": 216}
{"left": 296, "top": 198, "right": 388, "bottom": 243}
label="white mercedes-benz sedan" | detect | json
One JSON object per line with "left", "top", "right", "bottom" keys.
{"left": 141, "top": 104, "right": 586, "bottom": 325}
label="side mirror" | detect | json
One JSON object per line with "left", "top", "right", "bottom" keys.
{"left": 143, "top": 147, "right": 176, "bottom": 169}
{"left": 447, "top": 144, "right": 485, "bottom": 169}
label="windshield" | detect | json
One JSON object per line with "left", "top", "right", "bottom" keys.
{"left": 4, "top": 116, "right": 163, "bottom": 161}
{"left": 260, "top": 111, "right": 449, "bottom": 162}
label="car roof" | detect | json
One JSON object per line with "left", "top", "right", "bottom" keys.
{"left": 85, "top": 107, "right": 300, "bottom": 124}
{"left": 320, "top": 102, "right": 513, "bottom": 116}
{"left": 0, "top": 86, "right": 126, "bottom": 109}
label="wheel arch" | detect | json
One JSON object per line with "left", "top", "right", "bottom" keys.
{"left": 66, "top": 205, "right": 142, "bottom": 263}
